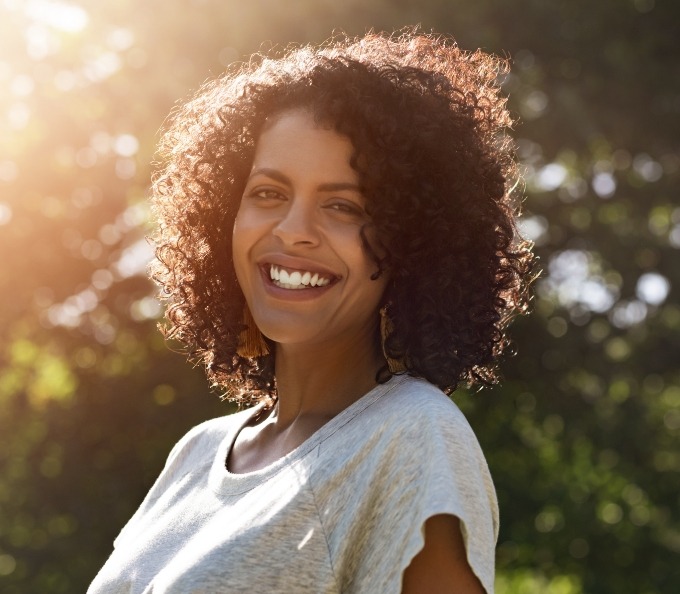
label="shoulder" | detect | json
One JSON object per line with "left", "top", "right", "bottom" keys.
{"left": 310, "top": 376, "right": 498, "bottom": 593}
{"left": 163, "top": 407, "right": 255, "bottom": 472}
{"left": 315, "top": 375, "right": 492, "bottom": 493}
{"left": 128, "top": 407, "right": 256, "bottom": 510}
{"left": 379, "top": 375, "right": 467, "bottom": 418}
{"left": 357, "top": 376, "right": 481, "bottom": 452}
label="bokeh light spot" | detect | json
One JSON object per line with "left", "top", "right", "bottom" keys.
{"left": 115, "top": 157, "right": 137, "bottom": 180}
{"left": 98, "top": 224, "right": 121, "bottom": 245}
{"left": 24, "top": 22, "right": 60, "bottom": 59}
{"left": 604, "top": 337, "right": 631, "bottom": 362}
{"left": 547, "top": 316, "right": 568, "bottom": 337}
{"left": 518, "top": 215, "right": 549, "bottom": 245}
{"left": 130, "top": 296, "right": 162, "bottom": 321}
{"left": 0, "top": 554, "right": 17, "bottom": 576}
{"left": 74, "top": 347, "right": 97, "bottom": 369}
{"left": 592, "top": 172, "right": 616, "bottom": 198}
{"left": 521, "top": 89, "right": 548, "bottom": 119}
{"left": 153, "top": 384, "right": 176, "bottom": 406}
{"left": 610, "top": 300, "right": 648, "bottom": 328}
{"left": 636, "top": 272, "right": 670, "bottom": 305}
{"left": 113, "top": 133, "right": 139, "bottom": 157}
{"left": 598, "top": 502, "right": 623, "bottom": 525}
{"left": 535, "top": 163, "right": 567, "bottom": 191}
{"left": 106, "top": 27, "right": 134, "bottom": 51}
{"left": 633, "top": 153, "right": 663, "bottom": 182}
{"left": 91, "top": 268, "right": 114, "bottom": 290}
{"left": 113, "top": 238, "right": 153, "bottom": 278}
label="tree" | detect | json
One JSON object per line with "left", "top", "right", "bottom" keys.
{"left": 0, "top": 1, "right": 677, "bottom": 592}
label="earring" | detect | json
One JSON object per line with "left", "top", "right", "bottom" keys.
{"left": 237, "top": 305, "right": 270, "bottom": 358}
{"left": 380, "top": 305, "right": 406, "bottom": 373}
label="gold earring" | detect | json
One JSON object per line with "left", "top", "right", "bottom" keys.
{"left": 237, "top": 305, "right": 270, "bottom": 358}
{"left": 380, "top": 305, "right": 406, "bottom": 373}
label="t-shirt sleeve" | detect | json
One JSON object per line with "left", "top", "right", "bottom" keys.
{"left": 312, "top": 390, "right": 498, "bottom": 594}
{"left": 397, "top": 406, "right": 498, "bottom": 593}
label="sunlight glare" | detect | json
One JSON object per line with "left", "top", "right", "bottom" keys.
{"left": 24, "top": 0, "right": 89, "bottom": 33}
{"left": 113, "top": 238, "right": 154, "bottom": 279}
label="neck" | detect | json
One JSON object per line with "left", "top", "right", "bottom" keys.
{"left": 272, "top": 325, "right": 384, "bottom": 427}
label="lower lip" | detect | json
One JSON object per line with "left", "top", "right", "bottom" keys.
{"left": 259, "top": 267, "right": 337, "bottom": 301}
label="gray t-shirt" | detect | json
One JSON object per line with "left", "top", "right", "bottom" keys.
{"left": 88, "top": 375, "right": 498, "bottom": 593}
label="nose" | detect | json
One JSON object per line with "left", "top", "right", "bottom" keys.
{"left": 272, "top": 197, "right": 320, "bottom": 246}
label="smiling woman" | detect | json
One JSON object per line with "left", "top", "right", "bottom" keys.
{"left": 88, "top": 29, "right": 534, "bottom": 594}
{"left": 232, "top": 110, "right": 389, "bottom": 356}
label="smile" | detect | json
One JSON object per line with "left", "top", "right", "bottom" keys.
{"left": 268, "top": 264, "right": 336, "bottom": 290}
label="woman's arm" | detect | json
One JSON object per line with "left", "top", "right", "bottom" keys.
{"left": 401, "top": 514, "right": 487, "bottom": 594}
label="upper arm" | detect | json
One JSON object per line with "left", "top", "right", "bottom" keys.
{"left": 401, "top": 514, "right": 487, "bottom": 594}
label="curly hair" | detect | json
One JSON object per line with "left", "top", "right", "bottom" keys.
{"left": 150, "top": 29, "right": 534, "bottom": 405}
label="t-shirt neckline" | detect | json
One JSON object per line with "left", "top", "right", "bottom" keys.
{"left": 208, "top": 375, "right": 409, "bottom": 496}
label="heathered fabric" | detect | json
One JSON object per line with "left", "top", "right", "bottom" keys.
{"left": 88, "top": 375, "right": 498, "bottom": 594}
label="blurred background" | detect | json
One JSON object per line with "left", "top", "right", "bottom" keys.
{"left": 0, "top": 0, "right": 678, "bottom": 592}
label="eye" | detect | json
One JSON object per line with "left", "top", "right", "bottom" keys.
{"left": 247, "top": 187, "right": 287, "bottom": 203}
{"left": 326, "top": 199, "right": 365, "bottom": 217}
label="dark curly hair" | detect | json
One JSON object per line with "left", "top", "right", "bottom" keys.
{"left": 150, "top": 29, "right": 534, "bottom": 406}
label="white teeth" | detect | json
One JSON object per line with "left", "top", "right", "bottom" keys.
{"left": 268, "top": 265, "right": 333, "bottom": 289}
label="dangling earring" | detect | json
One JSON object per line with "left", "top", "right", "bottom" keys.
{"left": 237, "top": 305, "right": 269, "bottom": 358}
{"left": 380, "top": 305, "right": 406, "bottom": 373}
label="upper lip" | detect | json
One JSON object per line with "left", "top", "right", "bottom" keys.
{"left": 256, "top": 254, "right": 341, "bottom": 279}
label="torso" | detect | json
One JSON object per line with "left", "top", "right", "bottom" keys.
{"left": 88, "top": 376, "right": 499, "bottom": 594}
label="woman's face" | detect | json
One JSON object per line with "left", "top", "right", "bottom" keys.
{"left": 232, "top": 109, "right": 388, "bottom": 350}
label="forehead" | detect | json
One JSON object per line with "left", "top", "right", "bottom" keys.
{"left": 252, "top": 110, "right": 357, "bottom": 181}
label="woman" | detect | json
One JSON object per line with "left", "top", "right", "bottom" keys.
{"left": 89, "top": 30, "right": 533, "bottom": 594}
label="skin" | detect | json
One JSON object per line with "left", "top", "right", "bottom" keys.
{"left": 231, "top": 108, "right": 388, "bottom": 471}
{"left": 230, "top": 109, "right": 485, "bottom": 592}
{"left": 402, "top": 515, "right": 487, "bottom": 594}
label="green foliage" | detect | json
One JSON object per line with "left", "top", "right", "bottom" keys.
{"left": 0, "top": 1, "right": 678, "bottom": 592}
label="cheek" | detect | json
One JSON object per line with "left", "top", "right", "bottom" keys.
{"left": 347, "top": 243, "right": 389, "bottom": 299}
{"left": 232, "top": 203, "right": 259, "bottom": 250}
{"left": 348, "top": 232, "right": 383, "bottom": 280}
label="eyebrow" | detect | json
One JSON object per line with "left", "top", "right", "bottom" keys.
{"left": 248, "top": 168, "right": 361, "bottom": 193}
